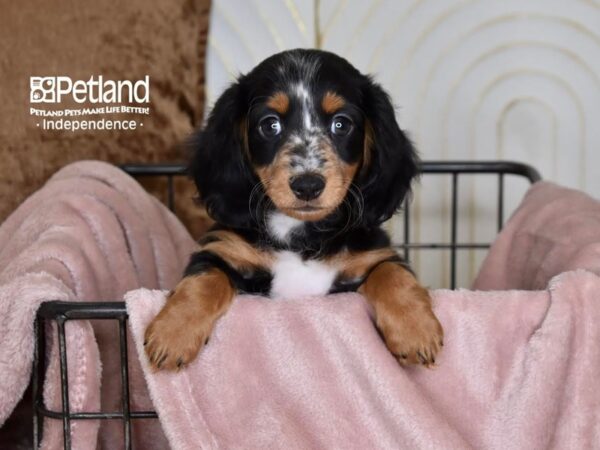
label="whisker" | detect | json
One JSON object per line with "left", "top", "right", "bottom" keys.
{"left": 348, "top": 183, "right": 365, "bottom": 227}
{"left": 248, "top": 181, "right": 265, "bottom": 223}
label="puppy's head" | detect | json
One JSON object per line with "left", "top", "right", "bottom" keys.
{"left": 190, "top": 49, "right": 418, "bottom": 228}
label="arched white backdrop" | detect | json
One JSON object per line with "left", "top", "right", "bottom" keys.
{"left": 206, "top": 0, "right": 600, "bottom": 288}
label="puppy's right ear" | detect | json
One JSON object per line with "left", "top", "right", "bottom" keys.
{"left": 188, "top": 81, "right": 257, "bottom": 228}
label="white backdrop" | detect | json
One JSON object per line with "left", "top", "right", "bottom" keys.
{"left": 206, "top": 0, "right": 600, "bottom": 288}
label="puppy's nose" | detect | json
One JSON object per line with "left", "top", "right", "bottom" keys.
{"left": 289, "top": 174, "right": 325, "bottom": 201}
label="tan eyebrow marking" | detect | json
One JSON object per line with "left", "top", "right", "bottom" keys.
{"left": 321, "top": 91, "right": 346, "bottom": 114}
{"left": 266, "top": 91, "right": 290, "bottom": 114}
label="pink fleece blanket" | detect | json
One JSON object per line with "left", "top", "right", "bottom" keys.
{"left": 474, "top": 181, "right": 600, "bottom": 289}
{"left": 124, "top": 181, "right": 600, "bottom": 450}
{"left": 126, "top": 273, "right": 600, "bottom": 450}
{"left": 0, "top": 161, "right": 196, "bottom": 449}
{"left": 1, "top": 163, "right": 599, "bottom": 449}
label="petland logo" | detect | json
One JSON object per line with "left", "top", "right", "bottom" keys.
{"left": 30, "top": 75, "right": 150, "bottom": 104}
{"left": 30, "top": 75, "right": 151, "bottom": 131}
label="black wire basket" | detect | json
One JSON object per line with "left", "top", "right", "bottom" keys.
{"left": 33, "top": 160, "right": 541, "bottom": 449}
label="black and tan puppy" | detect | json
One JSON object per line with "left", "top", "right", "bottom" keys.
{"left": 144, "top": 49, "right": 443, "bottom": 370}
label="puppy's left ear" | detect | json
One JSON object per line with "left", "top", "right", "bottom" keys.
{"left": 357, "top": 79, "right": 419, "bottom": 227}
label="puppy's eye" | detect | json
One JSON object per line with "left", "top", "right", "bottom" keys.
{"left": 258, "top": 116, "right": 282, "bottom": 138}
{"left": 330, "top": 115, "right": 353, "bottom": 136}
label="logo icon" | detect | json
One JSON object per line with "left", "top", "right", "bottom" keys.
{"left": 30, "top": 77, "right": 56, "bottom": 103}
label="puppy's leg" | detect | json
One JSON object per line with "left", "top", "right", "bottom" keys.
{"left": 144, "top": 268, "right": 234, "bottom": 371}
{"left": 145, "top": 230, "right": 271, "bottom": 371}
{"left": 359, "top": 261, "right": 443, "bottom": 367}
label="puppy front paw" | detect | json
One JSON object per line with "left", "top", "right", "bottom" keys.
{"left": 144, "top": 295, "right": 214, "bottom": 371}
{"left": 144, "top": 271, "right": 234, "bottom": 371}
{"left": 375, "top": 288, "right": 443, "bottom": 367}
{"left": 144, "top": 292, "right": 215, "bottom": 370}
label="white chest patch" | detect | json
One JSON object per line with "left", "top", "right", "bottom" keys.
{"left": 267, "top": 212, "right": 303, "bottom": 243}
{"left": 270, "top": 251, "right": 338, "bottom": 299}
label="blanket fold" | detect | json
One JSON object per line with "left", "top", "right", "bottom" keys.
{"left": 126, "top": 270, "right": 600, "bottom": 450}
{"left": 0, "top": 161, "right": 196, "bottom": 449}
{"left": 474, "top": 181, "right": 600, "bottom": 290}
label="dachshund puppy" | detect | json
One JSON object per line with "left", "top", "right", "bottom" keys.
{"left": 144, "top": 49, "right": 443, "bottom": 370}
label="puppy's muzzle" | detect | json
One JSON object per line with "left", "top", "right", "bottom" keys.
{"left": 289, "top": 174, "right": 325, "bottom": 201}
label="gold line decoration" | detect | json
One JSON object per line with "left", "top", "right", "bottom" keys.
{"left": 468, "top": 96, "right": 557, "bottom": 280}
{"left": 284, "top": 0, "right": 309, "bottom": 41}
{"left": 387, "top": 0, "right": 475, "bottom": 90}
{"left": 367, "top": 0, "right": 423, "bottom": 72}
{"left": 213, "top": 2, "right": 259, "bottom": 62}
{"left": 469, "top": 69, "right": 586, "bottom": 189}
{"left": 466, "top": 97, "right": 556, "bottom": 280}
{"left": 320, "top": 0, "right": 348, "bottom": 44}
{"left": 411, "top": 13, "right": 600, "bottom": 135}
{"left": 208, "top": 39, "right": 238, "bottom": 80}
{"left": 394, "top": 11, "right": 600, "bottom": 106}
{"left": 315, "top": 0, "right": 322, "bottom": 48}
{"left": 421, "top": 38, "right": 599, "bottom": 164}
{"left": 342, "top": 0, "right": 383, "bottom": 55}
{"left": 252, "top": 0, "right": 286, "bottom": 51}
{"left": 205, "top": 38, "right": 239, "bottom": 108}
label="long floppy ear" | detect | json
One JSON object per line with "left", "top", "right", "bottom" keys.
{"left": 188, "top": 82, "right": 257, "bottom": 228}
{"left": 357, "top": 78, "right": 419, "bottom": 227}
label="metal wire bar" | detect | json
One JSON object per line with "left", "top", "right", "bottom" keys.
{"left": 37, "top": 301, "right": 128, "bottom": 320}
{"left": 120, "top": 160, "right": 542, "bottom": 184}
{"left": 120, "top": 163, "right": 186, "bottom": 177}
{"left": 396, "top": 243, "right": 490, "bottom": 250}
{"left": 33, "top": 304, "right": 159, "bottom": 446}
{"left": 498, "top": 174, "right": 505, "bottom": 232}
{"left": 450, "top": 174, "right": 458, "bottom": 289}
{"left": 119, "top": 317, "right": 132, "bottom": 449}
{"left": 419, "top": 160, "right": 541, "bottom": 183}
{"left": 167, "top": 176, "right": 175, "bottom": 212}
{"left": 56, "top": 317, "right": 71, "bottom": 450}
{"left": 37, "top": 405, "right": 158, "bottom": 420}
{"left": 32, "top": 316, "right": 45, "bottom": 448}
